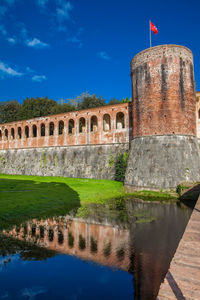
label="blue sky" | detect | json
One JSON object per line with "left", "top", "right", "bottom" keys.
{"left": 0, "top": 0, "right": 200, "bottom": 103}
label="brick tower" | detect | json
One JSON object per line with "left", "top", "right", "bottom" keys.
{"left": 125, "top": 45, "right": 200, "bottom": 190}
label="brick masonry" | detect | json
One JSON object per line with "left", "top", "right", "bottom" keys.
{"left": 0, "top": 103, "right": 131, "bottom": 150}
{"left": 131, "top": 45, "right": 196, "bottom": 137}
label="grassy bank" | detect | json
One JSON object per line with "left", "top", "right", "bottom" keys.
{"left": 0, "top": 174, "right": 178, "bottom": 230}
{"left": 0, "top": 174, "right": 124, "bottom": 229}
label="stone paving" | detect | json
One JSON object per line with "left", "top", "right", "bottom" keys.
{"left": 157, "top": 196, "right": 200, "bottom": 300}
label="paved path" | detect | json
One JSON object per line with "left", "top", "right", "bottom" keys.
{"left": 157, "top": 197, "right": 200, "bottom": 300}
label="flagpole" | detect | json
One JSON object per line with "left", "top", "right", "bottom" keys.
{"left": 149, "top": 20, "right": 152, "bottom": 48}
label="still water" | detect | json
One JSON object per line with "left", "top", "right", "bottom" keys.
{"left": 0, "top": 199, "right": 192, "bottom": 300}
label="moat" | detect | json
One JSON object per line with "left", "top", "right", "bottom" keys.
{"left": 0, "top": 199, "right": 192, "bottom": 300}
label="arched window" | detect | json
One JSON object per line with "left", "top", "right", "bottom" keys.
{"left": 116, "top": 112, "right": 125, "bottom": 130}
{"left": 18, "top": 127, "right": 22, "bottom": 139}
{"left": 103, "top": 114, "right": 111, "bottom": 131}
{"left": 68, "top": 232, "right": 74, "bottom": 248}
{"left": 41, "top": 123, "right": 45, "bottom": 137}
{"left": 116, "top": 247, "right": 125, "bottom": 261}
{"left": 58, "top": 120, "right": 64, "bottom": 135}
{"left": 79, "top": 117, "right": 86, "bottom": 133}
{"left": 0, "top": 130, "right": 2, "bottom": 141}
{"left": 4, "top": 129, "right": 8, "bottom": 140}
{"left": 32, "top": 125, "right": 37, "bottom": 137}
{"left": 90, "top": 236, "right": 98, "bottom": 253}
{"left": 11, "top": 128, "right": 15, "bottom": 139}
{"left": 25, "top": 126, "right": 29, "bottom": 138}
{"left": 68, "top": 119, "right": 75, "bottom": 134}
{"left": 103, "top": 241, "right": 111, "bottom": 257}
{"left": 198, "top": 109, "right": 200, "bottom": 119}
{"left": 48, "top": 229, "right": 54, "bottom": 242}
{"left": 40, "top": 226, "right": 44, "bottom": 239}
{"left": 79, "top": 234, "right": 86, "bottom": 250}
{"left": 91, "top": 116, "right": 98, "bottom": 132}
{"left": 49, "top": 122, "right": 54, "bottom": 136}
{"left": 58, "top": 229, "right": 64, "bottom": 245}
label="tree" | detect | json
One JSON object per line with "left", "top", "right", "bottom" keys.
{"left": 107, "top": 98, "right": 121, "bottom": 105}
{"left": 17, "top": 97, "right": 60, "bottom": 120}
{"left": 0, "top": 100, "right": 21, "bottom": 123}
{"left": 75, "top": 92, "right": 106, "bottom": 110}
{"left": 57, "top": 102, "right": 75, "bottom": 114}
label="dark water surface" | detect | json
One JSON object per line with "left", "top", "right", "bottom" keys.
{"left": 0, "top": 199, "right": 192, "bottom": 300}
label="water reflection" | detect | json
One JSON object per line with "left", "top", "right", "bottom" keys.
{"left": 0, "top": 199, "right": 192, "bottom": 300}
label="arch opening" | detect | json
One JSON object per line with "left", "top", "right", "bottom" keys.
{"left": 18, "top": 127, "right": 22, "bottom": 139}
{"left": 79, "top": 117, "right": 86, "bottom": 133}
{"left": 4, "top": 129, "right": 8, "bottom": 140}
{"left": 116, "top": 112, "right": 125, "bottom": 130}
{"left": 11, "top": 128, "right": 15, "bottom": 139}
{"left": 103, "top": 114, "right": 111, "bottom": 131}
{"left": 68, "top": 119, "right": 75, "bottom": 134}
{"left": 90, "top": 116, "right": 98, "bottom": 132}
{"left": 49, "top": 122, "right": 54, "bottom": 136}
{"left": 32, "top": 125, "right": 37, "bottom": 138}
{"left": 41, "top": 123, "right": 45, "bottom": 137}
{"left": 58, "top": 120, "right": 64, "bottom": 135}
{"left": 25, "top": 126, "right": 29, "bottom": 138}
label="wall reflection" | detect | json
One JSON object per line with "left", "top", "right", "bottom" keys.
{"left": 3, "top": 216, "right": 130, "bottom": 271}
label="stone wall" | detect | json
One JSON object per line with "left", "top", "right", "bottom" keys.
{"left": 125, "top": 135, "right": 200, "bottom": 190}
{"left": 0, "top": 143, "right": 129, "bottom": 180}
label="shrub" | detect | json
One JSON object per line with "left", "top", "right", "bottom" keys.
{"left": 115, "top": 152, "right": 128, "bottom": 182}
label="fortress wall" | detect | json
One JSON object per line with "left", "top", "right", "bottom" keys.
{"left": 0, "top": 143, "right": 129, "bottom": 179}
{"left": 131, "top": 45, "right": 196, "bottom": 137}
{"left": 0, "top": 103, "right": 131, "bottom": 150}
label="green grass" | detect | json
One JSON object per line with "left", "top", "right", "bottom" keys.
{"left": 0, "top": 174, "right": 178, "bottom": 230}
{"left": 0, "top": 174, "right": 124, "bottom": 229}
{"left": 126, "top": 190, "right": 177, "bottom": 202}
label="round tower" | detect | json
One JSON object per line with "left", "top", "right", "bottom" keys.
{"left": 125, "top": 45, "right": 200, "bottom": 190}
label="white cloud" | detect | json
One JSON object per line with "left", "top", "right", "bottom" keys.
{"left": 26, "top": 66, "right": 35, "bottom": 73}
{"left": 32, "top": 75, "right": 47, "bottom": 82}
{"left": 7, "top": 37, "right": 16, "bottom": 44}
{"left": 0, "top": 61, "right": 23, "bottom": 77}
{"left": 97, "top": 51, "right": 110, "bottom": 60}
{"left": 67, "top": 36, "right": 83, "bottom": 48}
{"left": 26, "top": 38, "right": 49, "bottom": 48}
{"left": 56, "top": 1, "right": 73, "bottom": 22}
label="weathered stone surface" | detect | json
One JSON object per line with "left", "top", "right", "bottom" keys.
{"left": 125, "top": 135, "right": 200, "bottom": 190}
{"left": 0, "top": 143, "right": 129, "bottom": 179}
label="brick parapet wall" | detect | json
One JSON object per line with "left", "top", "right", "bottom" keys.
{"left": 0, "top": 103, "right": 131, "bottom": 150}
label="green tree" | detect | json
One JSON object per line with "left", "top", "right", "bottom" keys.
{"left": 107, "top": 98, "right": 121, "bottom": 105}
{"left": 0, "top": 100, "right": 21, "bottom": 123}
{"left": 70, "top": 92, "right": 106, "bottom": 110}
{"left": 18, "top": 97, "right": 60, "bottom": 120}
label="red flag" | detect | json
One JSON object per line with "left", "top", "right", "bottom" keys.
{"left": 150, "top": 22, "right": 158, "bottom": 34}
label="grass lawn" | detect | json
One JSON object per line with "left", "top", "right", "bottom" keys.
{"left": 0, "top": 174, "right": 124, "bottom": 229}
{"left": 0, "top": 174, "right": 178, "bottom": 230}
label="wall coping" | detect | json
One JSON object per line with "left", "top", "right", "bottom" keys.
{"left": 131, "top": 44, "right": 193, "bottom": 64}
